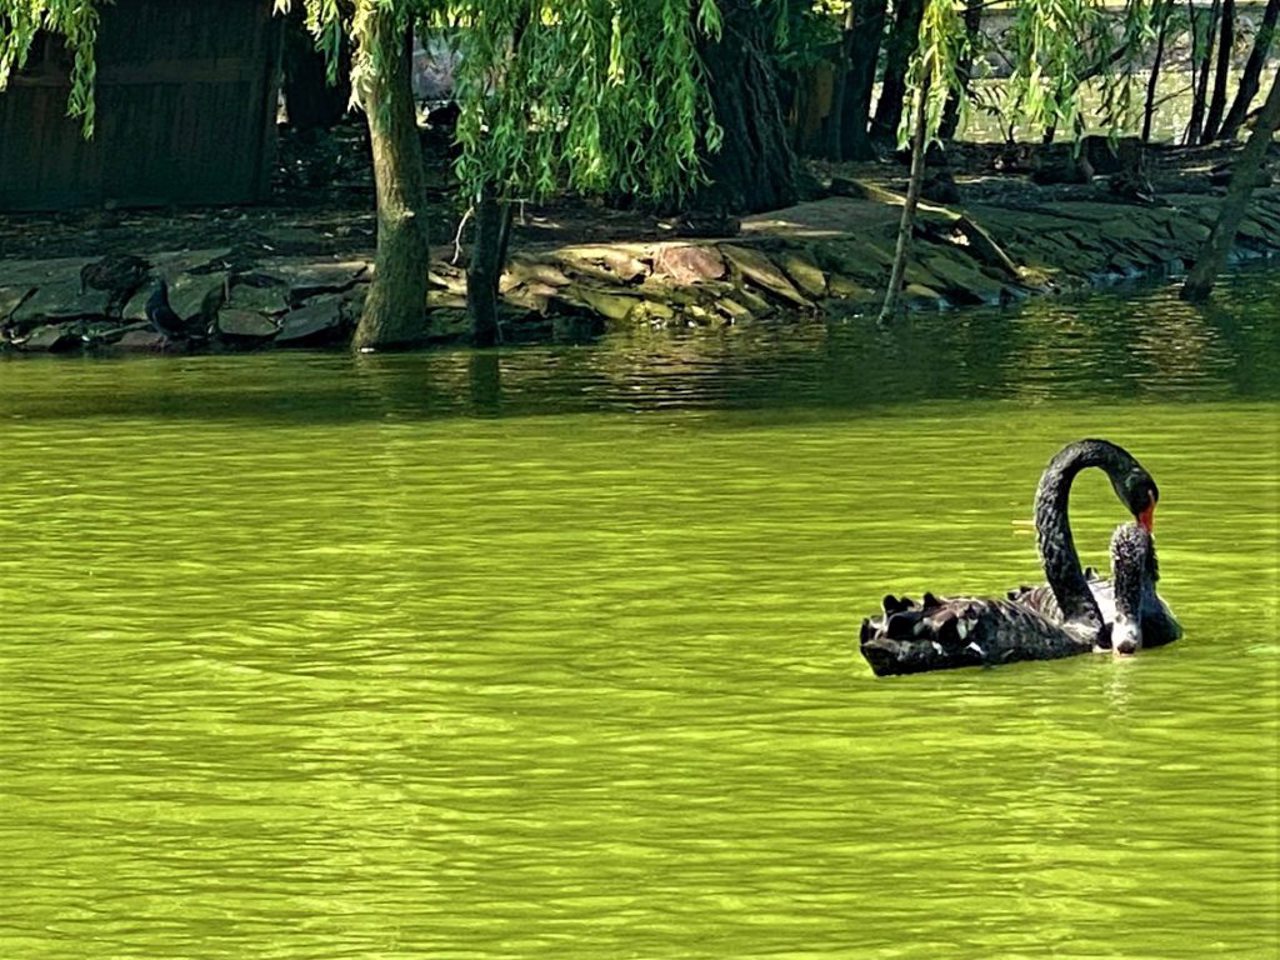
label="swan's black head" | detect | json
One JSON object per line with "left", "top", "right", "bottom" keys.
{"left": 1110, "top": 522, "right": 1157, "bottom": 655}
{"left": 1093, "top": 441, "right": 1159, "bottom": 532}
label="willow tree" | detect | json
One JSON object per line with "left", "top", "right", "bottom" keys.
{"left": 281, "top": 1, "right": 430, "bottom": 350}
{"left": 448, "top": 0, "right": 720, "bottom": 345}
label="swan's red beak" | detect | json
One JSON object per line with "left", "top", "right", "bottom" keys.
{"left": 1137, "top": 493, "right": 1156, "bottom": 532}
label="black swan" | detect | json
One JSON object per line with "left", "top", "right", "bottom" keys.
{"left": 859, "top": 439, "right": 1180, "bottom": 676}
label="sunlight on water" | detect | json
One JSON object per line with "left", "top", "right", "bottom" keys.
{"left": 1, "top": 270, "right": 1277, "bottom": 959}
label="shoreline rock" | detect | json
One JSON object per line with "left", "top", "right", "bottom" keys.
{"left": 4, "top": 184, "right": 1280, "bottom": 354}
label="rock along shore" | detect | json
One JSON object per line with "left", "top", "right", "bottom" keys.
{"left": 4, "top": 182, "right": 1280, "bottom": 354}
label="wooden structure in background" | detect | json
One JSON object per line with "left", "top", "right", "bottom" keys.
{"left": 0, "top": 0, "right": 282, "bottom": 211}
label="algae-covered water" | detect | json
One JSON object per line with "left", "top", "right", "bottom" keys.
{"left": 1, "top": 271, "right": 1277, "bottom": 959}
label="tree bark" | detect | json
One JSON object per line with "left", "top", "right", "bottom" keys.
{"left": 940, "top": 0, "right": 983, "bottom": 140}
{"left": 1142, "top": 0, "right": 1172, "bottom": 143}
{"left": 839, "top": 0, "right": 889, "bottom": 160}
{"left": 1186, "top": 0, "right": 1221, "bottom": 144}
{"left": 879, "top": 81, "right": 929, "bottom": 324}
{"left": 872, "top": 0, "right": 926, "bottom": 142}
{"left": 465, "top": 190, "right": 514, "bottom": 348}
{"left": 352, "top": 9, "right": 431, "bottom": 351}
{"left": 1201, "top": 0, "right": 1237, "bottom": 141}
{"left": 1220, "top": 0, "right": 1280, "bottom": 140}
{"left": 695, "top": 0, "right": 797, "bottom": 213}
{"left": 1181, "top": 72, "right": 1280, "bottom": 302}
{"left": 824, "top": 7, "right": 856, "bottom": 160}
{"left": 282, "top": 4, "right": 351, "bottom": 131}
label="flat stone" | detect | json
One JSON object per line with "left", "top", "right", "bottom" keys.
{"left": 720, "top": 243, "right": 813, "bottom": 307}
{"left": 428, "top": 266, "right": 468, "bottom": 294}
{"left": 0, "top": 285, "right": 34, "bottom": 320}
{"left": 501, "top": 258, "right": 573, "bottom": 291}
{"left": 226, "top": 278, "right": 290, "bottom": 315}
{"left": 778, "top": 250, "right": 827, "bottom": 297}
{"left": 217, "top": 309, "right": 278, "bottom": 338}
{"left": 735, "top": 287, "right": 775, "bottom": 316}
{"left": 650, "top": 244, "right": 726, "bottom": 283}
{"left": 277, "top": 296, "right": 348, "bottom": 345}
{"left": 715, "top": 297, "right": 754, "bottom": 322}
{"left": 502, "top": 281, "right": 559, "bottom": 313}
{"left": 117, "top": 329, "right": 168, "bottom": 351}
{"left": 628, "top": 300, "right": 676, "bottom": 325}
{"left": 168, "top": 274, "right": 229, "bottom": 323}
{"left": 554, "top": 246, "right": 648, "bottom": 284}
{"left": 903, "top": 283, "right": 946, "bottom": 309}
{"left": 919, "top": 253, "right": 1007, "bottom": 305}
{"left": 276, "top": 258, "right": 369, "bottom": 298}
{"left": 12, "top": 279, "right": 110, "bottom": 323}
{"left": 572, "top": 286, "right": 642, "bottom": 322}
{"left": 18, "top": 322, "right": 80, "bottom": 351}
{"left": 827, "top": 274, "right": 872, "bottom": 300}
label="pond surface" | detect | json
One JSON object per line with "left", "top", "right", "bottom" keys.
{"left": 2, "top": 270, "right": 1277, "bottom": 959}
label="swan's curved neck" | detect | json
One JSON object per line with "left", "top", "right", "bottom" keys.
{"left": 1034, "top": 441, "right": 1128, "bottom": 630}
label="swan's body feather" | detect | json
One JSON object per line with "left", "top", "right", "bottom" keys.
{"left": 858, "top": 440, "right": 1181, "bottom": 677}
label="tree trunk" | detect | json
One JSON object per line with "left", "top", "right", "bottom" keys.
{"left": 872, "top": 0, "right": 926, "bottom": 142}
{"left": 282, "top": 4, "right": 351, "bottom": 131}
{"left": 465, "top": 190, "right": 514, "bottom": 348}
{"left": 839, "top": 0, "right": 889, "bottom": 160}
{"left": 1201, "top": 0, "right": 1236, "bottom": 141}
{"left": 1186, "top": 0, "right": 1221, "bottom": 144}
{"left": 1142, "top": 0, "right": 1172, "bottom": 143}
{"left": 695, "top": 0, "right": 797, "bottom": 213}
{"left": 1181, "top": 73, "right": 1280, "bottom": 302}
{"left": 1220, "top": 0, "right": 1280, "bottom": 140}
{"left": 824, "top": 7, "right": 856, "bottom": 160}
{"left": 352, "top": 9, "right": 431, "bottom": 351}
{"left": 879, "top": 81, "right": 929, "bottom": 324}
{"left": 940, "top": 0, "right": 983, "bottom": 140}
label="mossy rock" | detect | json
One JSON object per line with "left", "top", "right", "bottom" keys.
{"left": 628, "top": 300, "right": 677, "bottom": 325}
{"left": 919, "top": 253, "right": 1007, "bottom": 305}
{"left": 715, "top": 297, "right": 754, "bottom": 322}
{"left": 826, "top": 274, "right": 873, "bottom": 301}
{"left": 720, "top": 243, "right": 813, "bottom": 307}
{"left": 778, "top": 250, "right": 827, "bottom": 297}
{"left": 217, "top": 309, "right": 278, "bottom": 339}
{"left": 734, "top": 286, "right": 775, "bottom": 317}
{"left": 903, "top": 283, "right": 946, "bottom": 310}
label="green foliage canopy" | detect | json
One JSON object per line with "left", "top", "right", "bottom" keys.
{"left": 0, "top": 0, "right": 100, "bottom": 131}
{"left": 2, "top": 0, "right": 721, "bottom": 204}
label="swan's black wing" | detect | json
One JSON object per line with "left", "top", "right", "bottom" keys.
{"left": 1007, "top": 569, "right": 1181, "bottom": 649}
{"left": 859, "top": 592, "right": 1094, "bottom": 677}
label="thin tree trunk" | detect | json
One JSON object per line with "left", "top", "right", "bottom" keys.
{"left": 1181, "top": 73, "right": 1280, "bottom": 301}
{"left": 466, "top": 190, "right": 514, "bottom": 348}
{"left": 352, "top": 9, "right": 431, "bottom": 351}
{"left": 940, "top": 0, "right": 982, "bottom": 140}
{"left": 1142, "top": 0, "right": 1172, "bottom": 143}
{"left": 1201, "top": 0, "right": 1236, "bottom": 141}
{"left": 873, "top": 0, "right": 926, "bottom": 142}
{"left": 1220, "top": 0, "right": 1280, "bottom": 140}
{"left": 1187, "top": 0, "right": 1221, "bottom": 144}
{"left": 879, "top": 82, "right": 929, "bottom": 324}
{"left": 825, "top": 7, "right": 855, "bottom": 160}
{"left": 839, "top": 0, "right": 889, "bottom": 160}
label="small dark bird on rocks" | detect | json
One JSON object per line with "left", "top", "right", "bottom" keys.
{"left": 145, "top": 278, "right": 205, "bottom": 340}
{"left": 79, "top": 254, "right": 151, "bottom": 317}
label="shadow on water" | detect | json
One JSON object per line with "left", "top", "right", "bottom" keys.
{"left": 2, "top": 267, "right": 1279, "bottom": 424}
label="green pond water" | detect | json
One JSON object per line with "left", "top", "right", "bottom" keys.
{"left": 2, "top": 270, "right": 1277, "bottom": 959}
